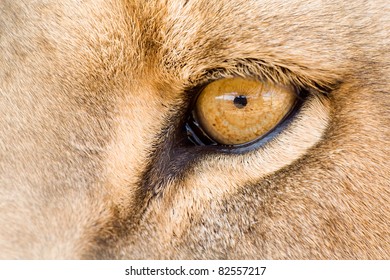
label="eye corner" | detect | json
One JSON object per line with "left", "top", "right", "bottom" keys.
{"left": 184, "top": 115, "right": 218, "bottom": 147}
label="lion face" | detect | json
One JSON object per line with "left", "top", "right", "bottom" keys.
{"left": 0, "top": 0, "right": 389, "bottom": 259}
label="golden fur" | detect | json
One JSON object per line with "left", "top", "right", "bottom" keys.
{"left": 0, "top": 0, "right": 389, "bottom": 259}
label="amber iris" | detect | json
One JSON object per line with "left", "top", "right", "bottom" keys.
{"left": 194, "top": 77, "right": 297, "bottom": 145}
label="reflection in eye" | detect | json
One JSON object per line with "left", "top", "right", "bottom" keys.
{"left": 193, "top": 77, "right": 297, "bottom": 145}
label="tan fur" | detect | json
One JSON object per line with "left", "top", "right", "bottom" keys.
{"left": 0, "top": 0, "right": 389, "bottom": 259}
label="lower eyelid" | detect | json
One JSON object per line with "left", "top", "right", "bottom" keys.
{"left": 171, "top": 94, "right": 331, "bottom": 206}
{"left": 146, "top": 93, "right": 329, "bottom": 192}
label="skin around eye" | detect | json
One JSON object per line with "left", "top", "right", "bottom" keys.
{"left": 194, "top": 77, "right": 297, "bottom": 145}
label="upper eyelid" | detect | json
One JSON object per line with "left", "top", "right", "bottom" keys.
{"left": 186, "top": 58, "right": 338, "bottom": 96}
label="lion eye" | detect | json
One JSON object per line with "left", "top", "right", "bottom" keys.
{"left": 190, "top": 77, "right": 297, "bottom": 146}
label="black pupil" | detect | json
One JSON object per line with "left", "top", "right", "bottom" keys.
{"left": 233, "top": 95, "right": 248, "bottom": 109}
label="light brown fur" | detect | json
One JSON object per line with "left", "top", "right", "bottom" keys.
{"left": 0, "top": 0, "right": 389, "bottom": 259}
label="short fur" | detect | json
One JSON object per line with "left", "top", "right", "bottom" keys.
{"left": 0, "top": 0, "right": 389, "bottom": 259}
